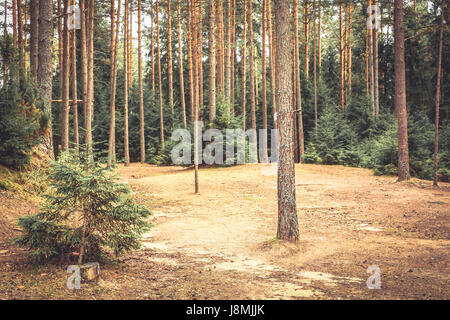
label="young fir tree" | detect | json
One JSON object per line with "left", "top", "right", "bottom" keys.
{"left": 16, "top": 151, "right": 152, "bottom": 263}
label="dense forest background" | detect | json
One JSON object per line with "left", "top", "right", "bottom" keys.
{"left": 0, "top": 0, "right": 448, "bottom": 181}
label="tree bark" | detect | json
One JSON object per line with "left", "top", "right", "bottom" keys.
{"left": 224, "top": 0, "right": 231, "bottom": 104}
{"left": 123, "top": 0, "right": 130, "bottom": 165}
{"left": 80, "top": 0, "right": 89, "bottom": 153}
{"left": 373, "top": 0, "right": 379, "bottom": 116}
{"left": 303, "top": 0, "right": 309, "bottom": 81}
{"left": 29, "top": 0, "right": 39, "bottom": 79}
{"left": 339, "top": 1, "right": 344, "bottom": 109}
{"left": 347, "top": 2, "right": 352, "bottom": 99}
{"left": 368, "top": 0, "right": 375, "bottom": 114}
{"left": 3, "top": 0, "right": 7, "bottom": 86}
{"left": 241, "top": 0, "right": 246, "bottom": 131}
{"left": 275, "top": 0, "right": 299, "bottom": 242}
{"left": 248, "top": 0, "right": 257, "bottom": 163}
{"left": 151, "top": 7, "right": 155, "bottom": 92}
{"left": 267, "top": 0, "right": 276, "bottom": 129}
{"left": 433, "top": 0, "right": 445, "bottom": 186}
{"left": 61, "top": 0, "right": 70, "bottom": 151}
{"left": 216, "top": 0, "right": 224, "bottom": 97}
{"left": 313, "top": 0, "right": 318, "bottom": 126}
{"left": 37, "top": 0, "right": 54, "bottom": 158}
{"left": 260, "top": 0, "right": 268, "bottom": 163}
{"left": 208, "top": 0, "right": 216, "bottom": 125}
{"left": 87, "top": 0, "right": 94, "bottom": 146}
{"left": 71, "top": 0, "right": 79, "bottom": 153}
{"left": 138, "top": 0, "right": 145, "bottom": 163}
{"left": 294, "top": 0, "right": 304, "bottom": 158}
{"left": 187, "top": 0, "right": 194, "bottom": 122}
{"left": 177, "top": 0, "right": 187, "bottom": 128}
{"left": 156, "top": 0, "right": 165, "bottom": 147}
{"left": 108, "top": 0, "right": 121, "bottom": 165}
{"left": 394, "top": 0, "right": 410, "bottom": 181}
{"left": 318, "top": 0, "right": 321, "bottom": 74}
{"left": 167, "top": 0, "right": 174, "bottom": 127}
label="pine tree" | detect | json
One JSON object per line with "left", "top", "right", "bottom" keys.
{"left": 394, "top": 0, "right": 410, "bottom": 181}
{"left": 275, "top": 0, "right": 299, "bottom": 242}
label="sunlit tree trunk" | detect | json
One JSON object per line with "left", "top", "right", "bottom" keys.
{"left": 128, "top": 1, "right": 132, "bottom": 88}
{"left": 192, "top": 0, "right": 199, "bottom": 194}
{"left": 37, "top": 0, "right": 54, "bottom": 158}
{"left": 108, "top": 0, "right": 121, "bottom": 165}
{"left": 260, "top": 0, "right": 268, "bottom": 163}
{"left": 230, "top": 0, "right": 236, "bottom": 113}
{"left": 123, "top": 0, "right": 130, "bottom": 165}
{"left": 208, "top": 0, "right": 216, "bottom": 125}
{"left": 138, "top": 0, "right": 145, "bottom": 163}
{"left": 303, "top": 0, "right": 309, "bottom": 81}
{"left": 433, "top": 0, "right": 445, "bottom": 187}
{"left": 294, "top": 0, "right": 304, "bottom": 158}
{"left": 60, "top": 0, "right": 70, "bottom": 151}
{"left": 17, "top": 0, "right": 23, "bottom": 65}
{"left": 241, "top": 0, "right": 246, "bottom": 131}
{"left": 373, "top": 0, "right": 379, "bottom": 116}
{"left": 339, "top": 1, "right": 344, "bottom": 109}
{"left": 347, "top": 2, "right": 352, "bottom": 100}
{"left": 71, "top": 0, "right": 79, "bottom": 153}
{"left": 318, "top": 0, "right": 321, "bottom": 75}
{"left": 313, "top": 0, "right": 318, "bottom": 127}
{"left": 80, "top": 0, "right": 88, "bottom": 152}
{"left": 368, "top": 0, "right": 375, "bottom": 115}
{"left": 394, "top": 0, "right": 410, "bottom": 182}
{"left": 156, "top": 0, "right": 165, "bottom": 147}
{"left": 248, "top": 0, "right": 257, "bottom": 162}
{"left": 198, "top": 0, "right": 203, "bottom": 107}
{"left": 275, "top": 0, "right": 298, "bottom": 242}
{"left": 167, "top": 0, "right": 174, "bottom": 128}
{"left": 151, "top": 6, "right": 155, "bottom": 92}
{"left": 177, "top": 0, "right": 187, "bottom": 128}
{"left": 87, "top": 0, "right": 94, "bottom": 133}
{"left": 267, "top": 0, "right": 276, "bottom": 129}
{"left": 216, "top": 0, "right": 224, "bottom": 96}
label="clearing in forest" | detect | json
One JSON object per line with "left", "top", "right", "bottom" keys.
{"left": 0, "top": 163, "right": 449, "bottom": 299}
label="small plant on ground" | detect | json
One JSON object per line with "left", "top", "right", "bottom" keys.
{"left": 15, "top": 151, "right": 152, "bottom": 264}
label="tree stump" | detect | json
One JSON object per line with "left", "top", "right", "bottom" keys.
{"left": 79, "top": 262, "right": 100, "bottom": 281}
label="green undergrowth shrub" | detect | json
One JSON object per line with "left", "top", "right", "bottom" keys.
{"left": 15, "top": 151, "right": 152, "bottom": 264}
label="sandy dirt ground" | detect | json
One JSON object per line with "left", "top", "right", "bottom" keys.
{"left": 0, "top": 163, "right": 449, "bottom": 299}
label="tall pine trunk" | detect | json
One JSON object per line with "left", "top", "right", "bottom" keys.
{"left": 123, "top": 0, "right": 130, "bottom": 165}
{"left": 138, "top": 0, "right": 145, "bottom": 163}
{"left": 167, "top": 0, "right": 174, "bottom": 127}
{"left": 267, "top": 0, "right": 277, "bottom": 129}
{"left": 71, "top": 0, "right": 79, "bottom": 153}
{"left": 37, "top": 0, "right": 54, "bottom": 158}
{"left": 248, "top": 0, "right": 257, "bottom": 163}
{"left": 29, "top": 0, "right": 39, "bottom": 79}
{"left": 208, "top": 0, "right": 216, "bottom": 125}
{"left": 394, "top": 0, "right": 410, "bottom": 181}
{"left": 433, "top": 0, "right": 445, "bottom": 186}
{"left": 260, "top": 0, "right": 268, "bottom": 163}
{"left": 156, "top": 0, "right": 165, "bottom": 147}
{"left": 241, "top": 0, "right": 246, "bottom": 131}
{"left": 294, "top": 0, "right": 304, "bottom": 158}
{"left": 275, "top": 0, "right": 299, "bottom": 242}
{"left": 177, "top": 0, "right": 187, "bottom": 128}
{"left": 108, "top": 0, "right": 121, "bottom": 165}
{"left": 61, "top": 0, "right": 70, "bottom": 151}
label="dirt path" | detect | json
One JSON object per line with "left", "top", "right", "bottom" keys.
{"left": 116, "top": 163, "right": 450, "bottom": 299}
{"left": 1, "top": 163, "right": 449, "bottom": 299}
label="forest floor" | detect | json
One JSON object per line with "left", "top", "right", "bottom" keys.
{"left": 0, "top": 163, "right": 449, "bottom": 299}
